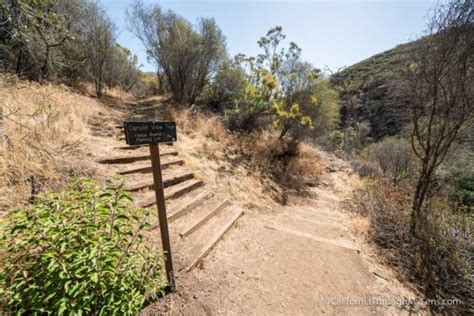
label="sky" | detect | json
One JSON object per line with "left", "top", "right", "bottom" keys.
{"left": 100, "top": 0, "right": 437, "bottom": 73}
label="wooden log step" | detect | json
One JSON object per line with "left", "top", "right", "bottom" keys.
{"left": 180, "top": 199, "right": 230, "bottom": 237}
{"left": 113, "top": 145, "right": 143, "bottom": 150}
{"left": 133, "top": 105, "right": 161, "bottom": 112}
{"left": 149, "top": 191, "right": 214, "bottom": 229}
{"left": 168, "top": 191, "right": 213, "bottom": 223}
{"left": 264, "top": 224, "right": 359, "bottom": 252}
{"left": 125, "top": 171, "right": 194, "bottom": 191}
{"left": 165, "top": 179, "right": 203, "bottom": 200}
{"left": 116, "top": 159, "right": 184, "bottom": 175}
{"left": 96, "top": 150, "right": 178, "bottom": 164}
{"left": 291, "top": 208, "right": 341, "bottom": 221}
{"left": 138, "top": 179, "right": 204, "bottom": 208}
{"left": 186, "top": 209, "right": 244, "bottom": 272}
{"left": 289, "top": 213, "right": 345, "bottom": 229}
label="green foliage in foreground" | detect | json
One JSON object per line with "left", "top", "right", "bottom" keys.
{"left": 0, "top": 179, "right": 166, "bottom": 315}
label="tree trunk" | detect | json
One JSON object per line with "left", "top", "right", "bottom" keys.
{"left": 411, "top": 163, "right": 434, "bottom": 235}
{"left": 16, "top": 50, "right": 23, "bottom": 74}
{"left": 41, "top": 44, "right": 50, "bottom": 81}
{"left": 157, "top": 72, "right": 164, "bottom": 94}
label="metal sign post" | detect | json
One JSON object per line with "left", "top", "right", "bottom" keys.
{"left": 123, "top": 121, "right": 177, "bottom": 292}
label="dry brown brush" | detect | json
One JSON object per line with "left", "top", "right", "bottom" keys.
{"left": 350, "top": 178, "right": 473, "bottom": 313}
{"left": 173, "top": 108, "right": 324, "bottom": 201}
{"left": 0, "top": 75, "right": 104, "bottom": 211}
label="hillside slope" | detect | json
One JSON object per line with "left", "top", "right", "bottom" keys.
{"left": 1, "top": 76, "right": 425, "bottom": 314}
{"left": 0, "top": 75, "right": 128, "bottom": 211}
{"left": 331, "top": 38, "right": 424, "bottom": 140}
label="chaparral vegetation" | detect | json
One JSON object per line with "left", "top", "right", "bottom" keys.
{"left": 0, "top": 0, "right": 472, "bottom": 314}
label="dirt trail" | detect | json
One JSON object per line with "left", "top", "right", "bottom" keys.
{"left": 143, "top": 163, "right": 425, "bottom": 315}
{"left": 92, "top": 98, "right": 245, "bottom": 275}
{"left": 92, "top": 97, "right": 424, "bottom": 315}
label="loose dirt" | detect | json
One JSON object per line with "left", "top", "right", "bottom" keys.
{"left": 91, "top": 97, "right": 426, "bottom": 315}
{"left": 141, "top": 156, "right": 427, "bottom": 315}
{"left": 2, "top": 79, "right": 427, "bottom": 315}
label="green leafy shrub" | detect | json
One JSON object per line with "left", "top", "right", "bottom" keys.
{"left": 450, "top": 173, "right": 474, "bottom": 208}
{"left": 0, "top": 179, "right": 166, "bottom": 315}
{"left": 204, "top": 59, "right": 246, "bottom": 112}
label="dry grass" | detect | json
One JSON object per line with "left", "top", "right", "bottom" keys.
{"left": 347, "top": 216, "right": 372, "bottom": 238}
{"left": 282, "top": 143, "right": 324, "bottom": 189}
{"left": 172, "top": 108, "right": 324, "bottom": 205}
{"left": 349, "top": 177, "right": 473, "bottom": 313}
{"left": 0, "top": 74, "right": 119, "bottom": 211}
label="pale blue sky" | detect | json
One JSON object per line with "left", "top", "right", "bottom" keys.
{"left": 100, "top": 0, "right": 437, "bottom": 72}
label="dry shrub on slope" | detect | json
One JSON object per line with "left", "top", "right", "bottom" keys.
{"left": 0, "top": 75, "right": 109, "bottom": 211}
{"left": 172, "top": 108, "right": 324, "bottom": 203}
{"left": 349, "top": 177, "right": 473, "bottom": 313}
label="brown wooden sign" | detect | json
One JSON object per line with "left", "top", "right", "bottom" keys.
{"left": 123, "top": 121, "right": 176, "bottom": 146}
{"left": 123, "top": 120, "right": 176, "bottom": 292}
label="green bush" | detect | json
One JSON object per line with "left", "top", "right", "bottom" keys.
{"left": 451, "top": 173, "right": 474, "bottom": 207}
{"left": 0, "top": 179, "right": 166, "bottom": 315}
{"left": 204, "top": 59, "right": 246, "bottom": 112}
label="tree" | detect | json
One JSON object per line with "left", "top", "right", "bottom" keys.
{"left": 127, "top": 0, "right": 226, "bottom": 104}
{"left": 274, "top": 59, "right": 320, "bottom": 151}
{"left": 368, "top": 137, "right": 414, "bottom": 185}
{"left": 0, "top": 0, "right": 145, "bottom": 97}
{"left": 0, "top": 0, "right": 71, "bottom": 80}
{"left": 204, "top": 58, "right": 246, "bottom": 112}
{"left": 403, "top": 0, "right": 473, "bottom": 233}
{"left": 79, "top": 1, "right": 115, "bottom": 97}
{"left": 227, "top": 27, "right": 340, "bottom": 153}
{"left": 104, "top": 45, "right": 141, "bottom": 92}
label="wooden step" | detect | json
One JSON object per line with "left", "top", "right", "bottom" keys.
{"left": 149, "top": 191, "right": 214, "bottom": 229}
{"left": 165, "top": 179, "right": 203, "bottom": 200}
{"left": 168, "top": 191, "right": 213, "bottom": 222}
{"left": 97, "top": 150, "right": 178, "bottom": 164}
{"left": 125, "top": 172, "right": 194, "bottom": 191}
{"left": 138, "top": 179, "right": 204, "bottom": 208}
{"left": 180, "top": 199, "right": 230, "bottom": 237}
{"left": 113, "top": 145, "right": 143, "bottom": 150}
{"left": 116, "top": 159, "right": 184, "bottom": 175}
{"left": 186, "top": 209, "right": 244, "bottom": 272}
{"left": 133, "top": 105, "right": 161, "bottom": 112}
{"left": 264, "top": 224, "right": 359, "bottom": 252}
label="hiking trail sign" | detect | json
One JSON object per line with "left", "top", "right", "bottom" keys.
{"left": 124, "top": 121, "right": 176, "bottom": 145}
{"left": 123, "top": 120, "right": 176, "bottom": 292}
